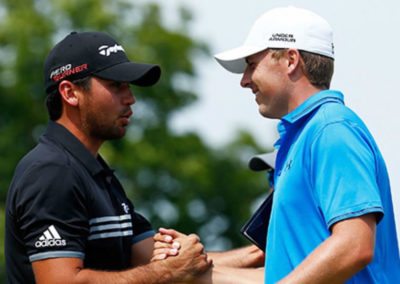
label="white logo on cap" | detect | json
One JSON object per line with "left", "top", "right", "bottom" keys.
{"left": 269, "top": 33, "right": 296, "bottom": 43}
{"left": 98, "top": 44, "right": 125, "bottom": 56}
{"left": 50, "top": 64, "right": 72, "bottom": 79}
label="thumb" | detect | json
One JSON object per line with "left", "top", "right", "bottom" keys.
{"left": 158, "top": 228, "right": 187, "bottom": 238}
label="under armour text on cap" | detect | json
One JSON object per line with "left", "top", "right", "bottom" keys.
{"left": 44, "top": 31, "right": 161, "bottom": 94}
{"left": 214, "top": 6, "right": 334, "bottom": 74}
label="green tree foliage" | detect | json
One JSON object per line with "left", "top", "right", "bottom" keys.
{"left": 0, "top": 0, "right": 271, "bottom": 279}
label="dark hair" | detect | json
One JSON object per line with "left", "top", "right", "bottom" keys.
{"left": 45, "top": 76, "right": 92, "bottom": 121}
{"left": 270, "top": 49, "right": 334, "bottom": 89}
{"left": 299, "top": 50, "right": 334, "bottom": 89}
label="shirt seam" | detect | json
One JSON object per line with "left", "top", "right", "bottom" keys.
{"left": 327, "top": 205, "right": 384, "bottom": 228}
{"left": 132, "top": 230, "right": 155, "bottom": 244}
{"left": 29, "top": 250, "right": 85, "bottom": 262}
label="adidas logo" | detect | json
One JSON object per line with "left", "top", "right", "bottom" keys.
{"left": 35, "top": 225, "right": 66, "bottom": 248}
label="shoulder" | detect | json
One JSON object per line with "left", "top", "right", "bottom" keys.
{"left": 15, "top": 134, "right": 84, "bottom": 179}
{"left": 308, "top": 102, "right": 372, "bottom": 141}
{"left": 8, "top": 141, "right": 86, "bottom": 210}
{"left": 313, "top": 102, "right": 359, "bottom": 125}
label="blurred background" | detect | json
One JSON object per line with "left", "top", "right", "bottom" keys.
{"left": 0, "top": 0, "right": 399, "bottom": 281}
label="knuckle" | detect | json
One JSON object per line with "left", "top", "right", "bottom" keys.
{"left": 154, "top": 242, "right": 166, "bottom": 249}
{"left": 194, "top": 243, "right": 204, "bottom": 253}
{"left": 188, "top": 234, "right": 200, "bottom": 242}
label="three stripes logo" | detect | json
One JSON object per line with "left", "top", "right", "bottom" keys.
{"left": 88, "top": 214, "right": 133, "bottom": 241}
{"left": 35, "top": 225, "right": 66, "bottom": 248}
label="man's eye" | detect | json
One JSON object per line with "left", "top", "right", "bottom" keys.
{"left": 111, "top": 82, "right": 123, "bottom": 88}
{"left": 248, "top": 62, "right": 256, "bottom": 70}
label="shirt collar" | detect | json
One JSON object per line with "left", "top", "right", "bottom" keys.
{"left": 43, "top": 121, "right": 106, "bottom": 176}
{"left": 274, "top": 90, "right": 344, "bottom": 149}
{"left": 282, "top": 90, "right": 344, "bottom": 124}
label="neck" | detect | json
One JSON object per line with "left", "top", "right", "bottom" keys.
{"left": 56, "top": 116, "right": 102, "bottom": 156}
{"left": 288, "top": 78, "right": 324, "bottom": 113}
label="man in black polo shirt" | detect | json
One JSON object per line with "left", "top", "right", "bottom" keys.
{"left": 5, "top": 31, "right": 211, "bottom": 283}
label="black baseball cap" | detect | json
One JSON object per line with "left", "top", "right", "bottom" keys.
{"left": 44, "top": 31, "right": 161, "bottom": 94}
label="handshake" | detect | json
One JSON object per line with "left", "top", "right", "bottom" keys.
{"left": 150, "top": 228, "right": 212, "bottom": 283}
{"left": 150, "top": 228, "right": 265, "bottom": 283}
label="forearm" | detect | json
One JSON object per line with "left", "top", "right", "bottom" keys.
{"left": 195, "top": 266, "right": 264, "bottom": 284}
{"left": 208, "top": 245, "right": 264, "bottom": 268}
{"left": 74, "top": 263, "right": 172, "bottom": 284}
{"left": 278, "top": 239, "right": 359, "bottom": 283}
{"left": 34, "top": 258, "right": 179, "bottom": 284}
{"left": 278, "top": 216, "right": 376, "bottom": 284}
{"left": 131, "top": 237, "right": 154, "bottom": 267}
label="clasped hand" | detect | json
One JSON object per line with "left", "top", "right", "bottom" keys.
{"left": 151, "top": 228, "right": 212, "bottom": 282}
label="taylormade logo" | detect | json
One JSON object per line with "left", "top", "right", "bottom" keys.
{"left": 35, "top": 225, "right": 66, "bottom": 248}
{"left": 98, "top": 44, "right": 125, "bottom": 56}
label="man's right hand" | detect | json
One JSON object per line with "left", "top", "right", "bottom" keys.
{"left": 152, "top": 228, "right": 212, "bottom": 282}
{"left": 151, "top": 228, "right": 181, "bottom": 261}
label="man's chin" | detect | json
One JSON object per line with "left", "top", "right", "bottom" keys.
{"left": 258, "top": 107, "right": 277, "bottom": 119}
{"left": 97, "top": 127, "right": 127, "bottom": 141}
{"left": 115, "top": 127, "right": 127, "bottom": 139}
{"left": 258, "top": 107, "right": 269, "bottom": 118}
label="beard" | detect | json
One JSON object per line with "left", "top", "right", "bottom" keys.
{"left": 85, "top": 113, "right": 126, "bottom": 141}
{"left": 80, "top": 103, "right": 128, "bottom": 141}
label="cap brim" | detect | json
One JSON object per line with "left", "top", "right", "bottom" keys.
{"left": 248, "top": 151, "right": 277, "bottom": 171}
{"left": 214, "top": 45, "right": 266, "bottom": 74}
{"left": 95, "top": 62, "right": 161, "bottom": 86}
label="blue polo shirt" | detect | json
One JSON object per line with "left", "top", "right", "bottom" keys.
{"left": 264, "top": 90, "right": 400, "bottom": 283}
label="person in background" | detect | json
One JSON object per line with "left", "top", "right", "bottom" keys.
{"left": 248, "top": 150, "right": 276, "bottom": 187}
{"left": 213, "top": 6, "right": 400, "bottom": 283}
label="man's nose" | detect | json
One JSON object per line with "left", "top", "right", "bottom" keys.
{"left": 124, "top": 87, "right": 136, "bottom": 105}
{"left": 240, "top": 71, "right": 251, "bottom": 88}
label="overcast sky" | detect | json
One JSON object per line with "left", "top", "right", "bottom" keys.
{"left": 145, "top": 0, "right": 400, "bottom": 239}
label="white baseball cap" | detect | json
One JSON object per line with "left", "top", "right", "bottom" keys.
{"left": 214, "top": 6, "right": 334, "bottom": 74}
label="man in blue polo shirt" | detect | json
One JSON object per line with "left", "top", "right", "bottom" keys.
{"left": 214, "top": 6, "right": 400, "bottom": 284}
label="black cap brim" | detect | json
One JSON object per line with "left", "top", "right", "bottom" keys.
{"left": 95, "top": 62, "right": 161, "bottom": 86}
{"left": 248, "top": 151, "right": 277, "bottom": 171}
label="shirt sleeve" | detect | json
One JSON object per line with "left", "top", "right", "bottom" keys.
{"left": 310, "top": 121, "right": 384, "bottom": 228}
{"left": 15, "top": 162, "right": 89, "bottom": 262}
{"left": 131, "top": 211, "right": 155, "bottom": 244}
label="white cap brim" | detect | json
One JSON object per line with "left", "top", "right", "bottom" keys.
{"left": 214, "top": 45, "right": 266, "bottom": 74}
{"left": 248, "top": 151, "right": 277, "bottom": 171}
{"left": 214, "top": 7, "right": 334, "bottom": 74}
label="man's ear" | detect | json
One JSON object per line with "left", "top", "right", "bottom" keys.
{"left": 286, "top": 49, "right": 301, "bottom": 75}
{"left": 58, "top": 80, "right": 79, "bottom": 107}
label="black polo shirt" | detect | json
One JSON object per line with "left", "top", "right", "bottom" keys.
{"left": 5, "top": 122, "right": 154, "bottom": 283}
